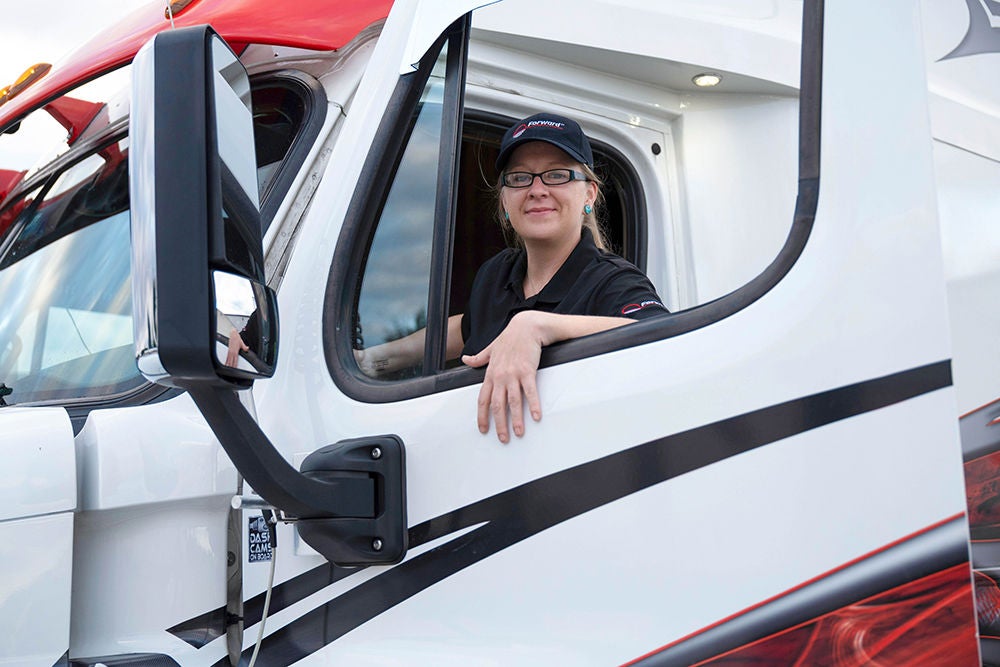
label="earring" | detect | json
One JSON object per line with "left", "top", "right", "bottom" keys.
{"left": 504, "top": 211, "right": 510, "bottom": 220}
{"left": 584, "top": 204, "right": 593, "bottom": 215}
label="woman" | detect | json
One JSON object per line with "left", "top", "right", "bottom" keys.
{"left": 357, "top": 112, "right": 667, "bottom": 442}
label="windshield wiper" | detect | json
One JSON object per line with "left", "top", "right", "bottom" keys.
{"left": 0, "top": 383, "right": 11, "bottom": 406}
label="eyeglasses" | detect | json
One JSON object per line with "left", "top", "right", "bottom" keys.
{"left": 501, "top": 168, "right": 589, "bottom": 188}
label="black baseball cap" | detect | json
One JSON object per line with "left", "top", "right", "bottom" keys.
{"left": 495, "top": 113, "right": 594, "bottom": 172}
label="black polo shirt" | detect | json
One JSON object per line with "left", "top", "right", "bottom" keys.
{"left": 461, "top": 228, "right": 668, "bottom": 355}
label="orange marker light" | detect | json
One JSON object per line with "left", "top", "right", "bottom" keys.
{"left": 0, "top": 63, "right": 52, "bottom": 108}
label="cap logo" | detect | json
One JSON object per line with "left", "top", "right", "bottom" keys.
{"left": 526, "top": 119, "right": 565, "bottom": 131}
{"left": 512, "top": 119, "right": 566, "bottom": 139}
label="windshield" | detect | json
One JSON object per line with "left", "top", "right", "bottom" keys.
{"left": 0, "top": 134, "right": 140, "bottom": 404}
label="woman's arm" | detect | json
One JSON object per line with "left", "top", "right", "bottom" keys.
{"left": 461, "top": 310, "right": 632, "bottom": 443}
{"left": 355, "top": 314, "right": 464, "bottom": 376}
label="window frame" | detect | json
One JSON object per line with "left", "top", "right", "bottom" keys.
{"left": 326, "top": 19, "right": 471, "bottom": 399}
{"left": 250, "top": 69, "right": 328, "bottom": 230}
{"left": 326, "top": 1, "right": 823, "bottom": 404}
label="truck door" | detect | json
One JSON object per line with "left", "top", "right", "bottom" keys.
{"left": 222, "top": 0, "right": 979, "bottom": 664}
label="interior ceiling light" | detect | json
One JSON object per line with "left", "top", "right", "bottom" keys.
{"left": 692, "top": 72, "right": 722, "bottom": 88}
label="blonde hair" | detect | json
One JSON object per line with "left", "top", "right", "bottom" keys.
{"left": 495, "top": 163, "right": 609, "bottom": 250}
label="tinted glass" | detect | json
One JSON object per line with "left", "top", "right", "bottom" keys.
{"left": 353, "top": 48, "right": 448, "bottom": 380}
{"left": 0, "top": 138, "right": 138, "bottom": 403}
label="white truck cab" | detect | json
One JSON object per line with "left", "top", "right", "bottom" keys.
{"left": 0, "top": 0, "right": 997, "bottom": 665}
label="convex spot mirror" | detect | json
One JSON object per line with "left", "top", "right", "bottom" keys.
{"left": 130, "top": 25, "right": 277, "bottom": 388}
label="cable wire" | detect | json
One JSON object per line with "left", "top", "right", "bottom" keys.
{"left": 247, "top": 513, "right": 277, "bottom": 667}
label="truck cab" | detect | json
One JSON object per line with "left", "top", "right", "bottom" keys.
{"left": 0, "top": 0, "right": 995, "bottom": 664}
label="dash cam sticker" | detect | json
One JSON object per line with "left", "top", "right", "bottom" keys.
{"left": 248, "top": 515, "right": 273, "bottom": 563}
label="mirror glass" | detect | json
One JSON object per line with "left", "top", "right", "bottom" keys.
{"left": 212, "top": 38, "right": 259, "bottom": 214}
{"left": 214, "top": 270, "right": 277, "bottom": 377}
{"left": 129, "top": 27, "right": 275, "bottom": 387}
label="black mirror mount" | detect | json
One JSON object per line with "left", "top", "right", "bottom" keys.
{"left": 188, "top": 385, "right": 408, "bottom": 566}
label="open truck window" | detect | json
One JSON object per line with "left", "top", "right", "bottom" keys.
{"left": 329, "top": 0, "right": 805, "bottom": 402}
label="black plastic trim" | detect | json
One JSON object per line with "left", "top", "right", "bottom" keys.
{"left": 297, "top": 434, "right": 408, "bottom": 566}
{"left": 62, "top": 385, "right": 180, "bottom": 435}
{"left": 424, "top": 18, "right": 470, "bottom": 374}
{"left": 143, "top": 27, "right": 217, "bottom": 383}
{"left": 325, "top": 0, "right": 822, "bottom": 404}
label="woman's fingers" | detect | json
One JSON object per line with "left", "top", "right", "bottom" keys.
{"left": 506, "top": 379, "right": 523, "bottom": 439}
{"left": 477, "top": 377, "right": 493, "bottom": 434}
{"left": 521, "top": 372, "right": 542, "bottom": 423}
{"left": 464, "top": 315, "right": 544, "bottom": 442}
{"left": 479, "top": 362, "right": 539, "bottom": 442}
{"left": 491, "top": 383, "right": 511, "bottom": 443}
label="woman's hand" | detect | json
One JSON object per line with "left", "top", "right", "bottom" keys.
{"left": 462, "top": 310, "right": 546, "bottom": 444}
{"left": 462, "top": 312, "right": 633, "bottom": 443}
{"left": 226, "top": 329, "right": 249, "bottom": 367}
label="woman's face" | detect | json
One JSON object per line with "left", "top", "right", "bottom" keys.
{"left": 500, "top": 141, "right": 597, "bottom": 249}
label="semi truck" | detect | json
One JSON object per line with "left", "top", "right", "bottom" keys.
{"left": 1, "top": 0, "right": 998, "bottom": 664}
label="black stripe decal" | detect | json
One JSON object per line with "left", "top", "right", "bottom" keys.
{"left": 193, "top": 360, "right": 952, "bottom": 665}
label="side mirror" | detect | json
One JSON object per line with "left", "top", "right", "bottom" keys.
{"left": 128, "top": 26, "right": 407, "bottom": 566}
{"left": 130, "top": 25, "right": 277, "bottom": 388}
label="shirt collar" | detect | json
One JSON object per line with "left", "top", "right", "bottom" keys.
{"left": 503, "top": 228, "right": 599, "bottom": 304}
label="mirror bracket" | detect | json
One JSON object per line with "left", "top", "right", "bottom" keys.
{"left": 131, "top": 25, "right": 406, "bottom": 566}
{"left": 188, "top": 385, "right": 408, "bottom": 565}
{"left": 298, "top": 436, "right": 407, "bottom": 565}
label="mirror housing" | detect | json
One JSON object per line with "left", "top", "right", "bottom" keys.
{"left": 130, "top": 25, "right": 276, "bottom": 388}
{"left": 127, "top": 26, "right": 407, "bottom": 566}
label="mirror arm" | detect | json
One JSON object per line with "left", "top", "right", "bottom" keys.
{"left": 187, "top": 385, "right": 354, "bottom": 519}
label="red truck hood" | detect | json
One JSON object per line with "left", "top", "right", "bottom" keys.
{"left": 0, "top": 0, "right": 392, "bottom": 129}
